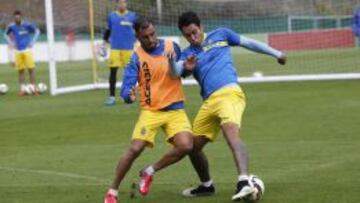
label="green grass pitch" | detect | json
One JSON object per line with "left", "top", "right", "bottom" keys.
{"left": 0, "top": 50, "right": 360, "bottom": 203}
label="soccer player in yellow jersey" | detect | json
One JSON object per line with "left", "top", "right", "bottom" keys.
{"left": 103, "top": 0, "right": 137, "bottom": 106}
{"left": 4, "top": 10, "right": 40, "bottom": 96}
{"left": 104, "top": 17, "right": 193, "bottom": 203}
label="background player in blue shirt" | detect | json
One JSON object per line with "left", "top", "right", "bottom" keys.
{"left": 103, "top": 0, "right": 137, "bottom": 106}
{"left": 352, "top": 5, "right": 360, "bottom": 46}
{"left": 4, "top": 10, "right": 40, "bottom": 96}
{"left": 172, "top": 11, "right": 286, "bottom": 201}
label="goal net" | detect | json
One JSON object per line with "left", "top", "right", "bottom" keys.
{"left": 3, "top": 0, "right": 359, "bottom": 95}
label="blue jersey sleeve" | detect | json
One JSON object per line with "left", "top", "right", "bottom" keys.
{"left": 107, "top": 14, "right": 112, "bottom": 30}
{"left": 353, "top": 7, "right": 360, "bottom": 36}
{"left": 222, "top": 28, "right": 241, "bottom": 46}
{"left": 179, "top": 48, "right": 188, "bottom": 61}
{"left": 120, "top": 53, "right": 139, "bottom": 103}
{"left": 4, "top": 25, "right": 13, "bottom": 45}
{"left": 5, "top": 25, "right": 12, "bottom": 35}
{"left": 26, "top": 22, "right": 40, "bottom": 45}
{"left": 133, "top": 12, "right": 139, "bottom": 23}
{"left": 25, "top": 22, "right": 37, "bottom": 33}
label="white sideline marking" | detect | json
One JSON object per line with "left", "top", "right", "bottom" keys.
{"left": 51, "top": 73, "right": 360, "bottom": 95}
{"left": 0, "top": 166, "right": 107, "bottom": 183}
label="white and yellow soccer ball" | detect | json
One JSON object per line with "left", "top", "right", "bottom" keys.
{"left": 0, "top": 83, "right": 9, "bottom": 94}
{"left": 37, "top": 83, "right": 48, "bottom": 94}
{"left": 244, "top": 175, "right": 265, "bottom": 203}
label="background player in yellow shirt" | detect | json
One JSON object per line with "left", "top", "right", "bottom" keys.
{"left": 103, "top": 17, "right": 193, "bottom": 203}
{"left": 103, "top": 0, "right": 137, "bottom": 106}
{"left": 4, "top": 10, "right": 40, "bottom": 96}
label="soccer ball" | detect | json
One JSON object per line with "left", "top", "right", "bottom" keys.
{"left": 24, "top": 84, "right": 35, "bottom": 95}
{"left": 37, "top": 83, "right": 48, "bottom": 94}
{"left": 244, "top": 175, "right": 265, "bottom": 203}
{"left": 252, "top": 71, "right": 264, "bottom": 78}
{"left": 95, "top": 42, "right": 108, "bottom": 62}
{"left": 0, "top": 83, "right": 9, "bottom": 94}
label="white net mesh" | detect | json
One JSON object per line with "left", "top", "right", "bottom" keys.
{"left": 1, "top": 0, "right": 360, "bottom": 94}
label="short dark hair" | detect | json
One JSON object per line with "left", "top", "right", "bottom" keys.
{"left": 178, "top": 11, "right": 201, "bottom": 31}
{"left": 13, "top": 10, "right": 22, "bottom": 15}
{"left": 133, "top": 17, "right": 153, "bottom": 33}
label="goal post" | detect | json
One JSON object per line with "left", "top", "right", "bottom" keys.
{"left": 45, "top": 0, "right": 102, "bottom": 95}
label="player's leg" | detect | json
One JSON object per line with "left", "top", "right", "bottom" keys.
{"left": 182, "top": 136, "right": 216, "bottom": 197}
{"left": 139, "top": 109, "right": 193, "bottom": 195}
{"left": 188, "top": 136, "right": 211, "bottom": 182}
{"left": 221, "top": 123, "right": 254, "bottom": 201}
{"left": 215, "top": 86, "right": 254, "bottom": 201}
{"left": 15, "top": 52, "right": 26, "bottom": 96}
{"left": 28, "top": 69, "right": 38, "bottom": 95}
{"left": 222, "top": 123, "right": 249, "bottom": 175}
{"left": 139, "top": 131, "right": 193, "bottom": 195}
{"left": 110, "top": 140, "right": 148, "bottom": 189}
{"left": 105, "top": 50, "right": 120, "bottom": 106}
{"left": 105, "top": 139, "right": 148, "bottom": 203}
{"left": 105, "top": 110, "right": 160, "bottom": 203}
{"left": 109, "top": 67, "right": 118, "bottom": 96}
{"left": 25, "top": 51, "right": 37, "bottom": 95}
{"left": 17, "top": 69, "right": 26, "bottom": 96}
{"left": 182, "top": 102, "right": 219, "bottom": 197}
{"left": 147, "top": 131, "right": 193, "bottom": 173}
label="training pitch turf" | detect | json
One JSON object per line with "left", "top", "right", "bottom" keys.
{"left": 0, "top": 78, "right": 359, "bottom": 203}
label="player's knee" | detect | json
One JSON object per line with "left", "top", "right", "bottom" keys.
{"left": 128, "top": 145, "right": 143, "bottom": 157}
{"left": 181, "top": 142, "right": 193, "bottom": 154}
{"left": 178, "top": 139, "right": 193, "bottom": 154}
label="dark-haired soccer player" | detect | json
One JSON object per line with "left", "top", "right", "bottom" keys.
{"left": 103, "top": 17, "right": 193, "bottom": 203}
{"left": 4, "top": 10, "right": 40, "bottom": 96}
{"left": 103, "top": 0, "right": 137, "bottom": 106}
{"left": 171, "top": 11, "right": 287, "bottom": 201}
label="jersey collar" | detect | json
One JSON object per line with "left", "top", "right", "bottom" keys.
{"left": 116, "top": 10, "right": 128, "bottom": 16}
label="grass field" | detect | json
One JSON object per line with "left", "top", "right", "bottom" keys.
{"left": 2, "top": 47, "right": 358, "bottom": 89}
{"left": 0, "top": 48, "right": 360, "bottom": 203}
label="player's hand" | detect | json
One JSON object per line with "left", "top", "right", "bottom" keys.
{"left": 166, "top": 51, "right": 176, "bottom": 60}
{"left": 129, "top": 86, "right": 137, "bottom": 102}
{"left": 184, "top": 55, "right": 197, "bottom": 71}
{"left": 9, "top": 43, "right": 16, "bottom": 50}
{"left": 278, "top": 55, "right": 287, "bottom": 65}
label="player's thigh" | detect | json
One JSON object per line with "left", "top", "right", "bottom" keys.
{"left": 119, "top": 50, "right": 133, "bottom": 68}
{"left": 193, "top": 102, "right": 221, "bottom": 141}
{"left": 163, "top": 109, "right": 192, "bottom": 143}
{"left": 24, "top": 51, "right": 35, "bottom": 69}
{"left": 132, "top": 111, "right": 166, "bottom": 148}
{"left": 216, "top": 88, "right": 246, "bottom": 127}
{"left": 108, "top": 49, "right": 122, "bottom": 68}
{"left": 15, "top": 52, "right": 25, "bottom": 70}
